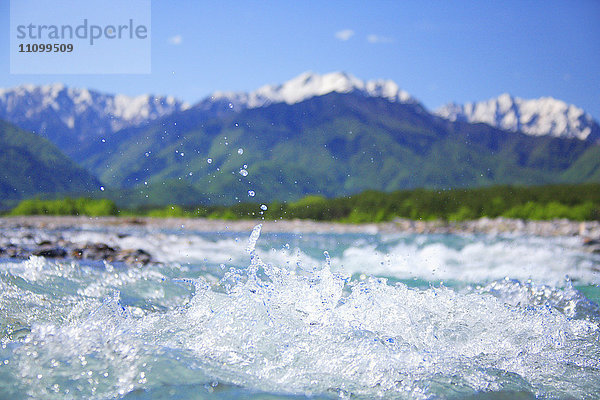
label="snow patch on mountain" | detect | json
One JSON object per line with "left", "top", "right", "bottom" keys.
{"left": 206, "top": 71, "right": 417, "bottom": 109}
{"left": 0, "top": 83, "right": 190, "bottom": 133}
{"left": 436, "top": 93, "right": 599, "bottom": 141}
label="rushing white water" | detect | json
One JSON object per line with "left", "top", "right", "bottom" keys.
{"left": 1, "top": 225, "right": 599, "bottom": 399}
{"left": 42, "top": 227, "right": 600, "bottom": 286}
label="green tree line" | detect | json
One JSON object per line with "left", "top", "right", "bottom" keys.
{"left": 8, "top": 197, "right": 118, "bottom": 217}
{"left": 6, "top": 184, "right": 600, "bottom": 222}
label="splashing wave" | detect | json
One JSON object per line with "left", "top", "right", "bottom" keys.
{"left": 1, "top": 226, "right": 599, "bottom": 399}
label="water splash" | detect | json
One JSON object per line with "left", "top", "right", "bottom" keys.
{"left": 0, "top": 229, "right": 599, "bottom": 399}
{"left": 245, "top": 224, "right": 262, "bottom": 255}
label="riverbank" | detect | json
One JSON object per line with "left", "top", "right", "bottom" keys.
{"left": 2, "top": 215, "right": 600, "bottom": 238}
{"left": 1, "top": 215, "right": 599, "bottom": 265}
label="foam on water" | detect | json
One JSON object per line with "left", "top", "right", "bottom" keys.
{"left": 43, "top": 228, "right": 599, "bottom": 286}
{"left": 336, "top": 235, "right": 600, "bottom": 286}
{"left": 1, "top": 226, "right": 599, "bottom": 399}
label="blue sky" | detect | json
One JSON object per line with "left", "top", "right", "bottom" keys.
{"left": 1, "top": 0, "right": 599, "bottom": 119}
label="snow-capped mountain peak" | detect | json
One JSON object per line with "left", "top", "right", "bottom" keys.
{"left": 436, "top": 94, "right": 599, "bottom": 141}
{"left": 207, "top": 71, "right": 417, "bottom": 109}
{"left": 0, "top": 83, "right": 190, "bottom": 132}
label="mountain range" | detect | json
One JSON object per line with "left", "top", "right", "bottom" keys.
{"left": 0, "top": 84, "right": 189, "bottom": 162}
{"left": 0, "top": 119, "right": 99, "bottom": 204}
{"left": 1, "top": 71, "right": 599, "bottom": 207}
{"left": 436, "top": 93, "right": 599, "bottom": 141}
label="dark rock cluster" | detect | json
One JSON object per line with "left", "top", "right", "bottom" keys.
{"left": 0, "top": 239, "right": 153, "bottom": 265}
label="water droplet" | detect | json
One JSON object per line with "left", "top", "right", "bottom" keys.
{"left": 239, "top": 169, "right": 248, "bottom": 177}
{"left": 100, "top": 186, "right": 105, "bottom": 191}
{"left": 228, "top": 103, "right": 233, "bottom": 109}
{"left": 246, "top": 224, "right": 262, "bottom": 253}
{"left": 260, "top": 204, "right": 267, "bottom": 211}
{"left": 180, "top": 153, "right": 184, "bottom": 157}
{"left": 248, "top": 190, "right": 255, "bottom": 197}
{"left": 207, "top": 158, "right": 212, "bottom": 164}
{"left": 238, "top": 148, "right": 244, "bottom": 155}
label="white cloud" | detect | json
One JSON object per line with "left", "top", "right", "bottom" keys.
{"left": 367, "top": 34, "right": 393, "bottom": 44}
{"left": 168, "top": 35, "right": 183, "bottom": 45}
{"left": 335, "top": 29, "right": 354, "bottom": 41}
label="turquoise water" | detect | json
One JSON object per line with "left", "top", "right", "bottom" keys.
{"left": 1, "top": 224, "right": 599, "bottom": 399}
